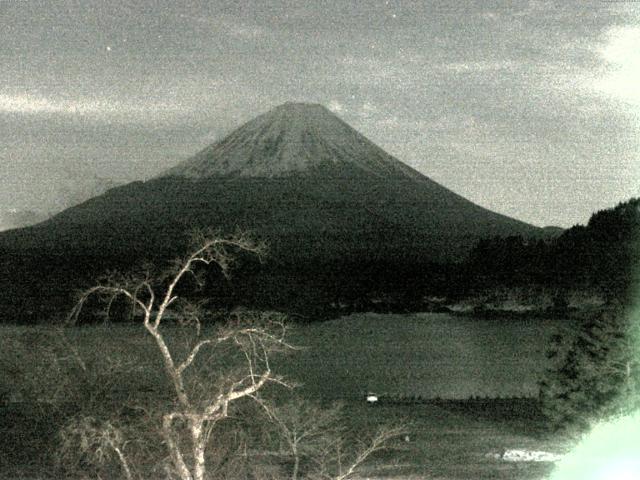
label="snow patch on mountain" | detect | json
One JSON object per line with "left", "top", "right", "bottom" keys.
{"left": 161, "top": 102, "right": 424, "bottom": 180}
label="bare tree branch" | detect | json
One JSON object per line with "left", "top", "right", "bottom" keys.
{"left": 332, "top": 425, "right": 405, "bottom": 480}
{"left": 64, "top": 229, "right": 286, "bottom": 480}
{"left": 63, "top": 229, "right": 402, "bottom": 480}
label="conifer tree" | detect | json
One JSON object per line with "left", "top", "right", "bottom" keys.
{"left": 539, "top": 308, "right": 640, "bottom": 430}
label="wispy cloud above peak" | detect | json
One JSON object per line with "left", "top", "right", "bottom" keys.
{"left": 328, "top": 99, "right": 345, "bottom": 113}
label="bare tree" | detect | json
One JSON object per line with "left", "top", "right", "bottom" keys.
{"left": 260, "top": 398, "right": 406, "bottom": 480}
{"left": 68, "top": 229, "right": 294, "bottom": 480}
{"left": 316, "top": 424, "right": 406, "bottom": 480}
{"left": 57, "top": 416, "right": 134, "bottom": 480}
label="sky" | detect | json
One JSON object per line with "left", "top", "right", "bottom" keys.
{"left": 1, "top": 0, "right": 639, "bottom": 228}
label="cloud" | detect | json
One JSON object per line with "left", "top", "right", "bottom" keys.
{"left": 591, "top": 26, "right": 640, "bottom": 106}
{"left": 0, "top": 94, "right": 61, "bottom": 115}
{"left": 0, "top": 92, "right": 183, "bottom": 121}
{"left": 328, "top": 99, "right": 345, "bottom": 113}
{"left": 438, "top": 60, "right": 518, "bottom": 73}
{"left": 359, "top": 102, "right": 379, "bottom": 117}
{"left": 178, "top": 13, "right": 267, "bottom": 40}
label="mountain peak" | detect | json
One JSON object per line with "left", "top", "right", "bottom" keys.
{"left": 261, "top": 101, "right": 333, "bottom": 118}
{"left": 161, "top": 102, "right": 423, "bottom": 180}
{"left": 275, "top": 101, "right": 328, "bottom": 111}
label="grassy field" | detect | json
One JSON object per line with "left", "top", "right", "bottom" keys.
{"left": 0, "top": 314, "right": 573, "bottom": 479}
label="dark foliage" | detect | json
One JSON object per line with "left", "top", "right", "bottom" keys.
{"left": 539, "top": 308, "right": 640, "bottom": 431}
{"left": 0, "top": 194, "right": 637, "bottom": 324}
{"left": 463, "top": 198, "right": 640, "bottom": 303}
{"left": 0, "top": 171, "right": 537, "bottom": 323}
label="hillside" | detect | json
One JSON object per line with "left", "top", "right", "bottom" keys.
{"left": 0, "top": 209, "right": 49, "bottom": 232}
{"left": 0, "top": 102, "right": 550, "bottom": 322}
{"left": 463, "top": 198, "right": 640, "bottom": 305}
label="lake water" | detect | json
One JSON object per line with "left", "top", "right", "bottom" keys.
{"left": 282, "top": 312, "right": 572, "bottom": 400}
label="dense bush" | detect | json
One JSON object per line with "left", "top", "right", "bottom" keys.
{"left": 539, "top": 307, "right": 640, "bottom": 431}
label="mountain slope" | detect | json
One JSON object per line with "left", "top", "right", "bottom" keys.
{"left": 0, "top": 102, "right": 550, "bottom": 321}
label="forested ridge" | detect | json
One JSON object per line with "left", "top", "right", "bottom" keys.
{"left": 463, "top": 198, "right": 640, "bottom": 305}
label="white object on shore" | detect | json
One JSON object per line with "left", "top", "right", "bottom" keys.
{"left": 500, "top": 449, "right": 563, "bottom": 462}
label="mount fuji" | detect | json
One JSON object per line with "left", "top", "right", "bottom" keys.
{"left": 0, "top": 102, "right": 549, "bottom": 320}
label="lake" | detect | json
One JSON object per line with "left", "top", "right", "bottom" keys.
{"left": 280, "top": 312, "right": 572, "bottom": 400}
{"left": 1, "top": 312, "right": 572, "bottom": 403}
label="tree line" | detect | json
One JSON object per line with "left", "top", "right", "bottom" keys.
{"left": 463, "top": 198, "right": 640, "bottom": 305}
